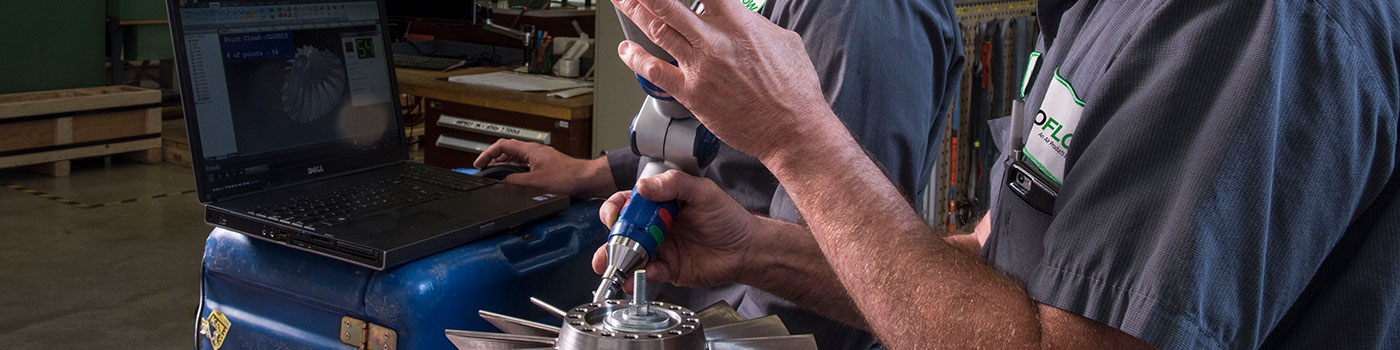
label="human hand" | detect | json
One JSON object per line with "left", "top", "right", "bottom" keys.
{"left": 472, "top": 139, "right": 613, "bottom": 197}
{"left": 591, "top": 170, "right": 758, "bottom": 288}
{"left": 611, "top": 0, "right": 837, "bottom": 160}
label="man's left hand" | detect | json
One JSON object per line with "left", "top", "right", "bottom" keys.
{"left": 611, "top": 0, "right": 834, "bottom": 161}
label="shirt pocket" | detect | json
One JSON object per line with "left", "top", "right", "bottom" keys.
{"left": 984, "top": 183, "right": 1052, "bottom": 284}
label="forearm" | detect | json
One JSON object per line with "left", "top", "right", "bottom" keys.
{"left": 944, "top": 234, "right": 983, "bottom": 259}
{"left": 761, "top": 109, "right": 1040, "bottom": 348}
{"left": 739, "top": 217, "right": 870, "bottom": 330}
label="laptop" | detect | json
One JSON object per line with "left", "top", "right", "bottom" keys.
{"left": 165, "top": 0, "right": 568, "bottom": 270}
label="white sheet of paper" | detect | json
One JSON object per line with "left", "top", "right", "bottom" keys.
{"left": 547, "top": 87, "right": 594, "bottom": 99}
{"left": 447, "top": 71, "right": 594, "bottom": 92}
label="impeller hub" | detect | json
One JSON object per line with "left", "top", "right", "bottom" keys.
{"left": 605, "top": 306, "right": 672, "bottom": 332}
{"left": 556, "top": 300, "right": 706, "bottom": 350}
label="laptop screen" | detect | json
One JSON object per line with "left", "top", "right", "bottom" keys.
{"left": 172, "top": 0, "right": 404, "bottom": 202}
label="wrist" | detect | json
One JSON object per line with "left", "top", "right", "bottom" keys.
{"left": 732, "top": 215, "right": 772, "bottom": 286}
{"left": 759, "top": 107, "right": 853, "bottom": 179}
{"left": 578, "top": 157, "right": 614, "bottom": 197}
{"left": 734, "top": 216, "right": 806, "bottom": 286}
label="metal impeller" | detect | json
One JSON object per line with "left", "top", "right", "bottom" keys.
{"left": 445, "top": 271, "right": 817, "bottom": 350}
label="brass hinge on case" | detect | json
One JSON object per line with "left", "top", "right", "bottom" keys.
{"left": 340, "top": 316, "right": 398, "bottom": 350}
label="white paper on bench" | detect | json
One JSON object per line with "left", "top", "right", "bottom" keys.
{"left": 447, "top": 71, "right": 593, "bottom": 92}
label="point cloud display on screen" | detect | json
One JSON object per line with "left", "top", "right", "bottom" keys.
{"left": 177, "top": 1, "right": 400, "bottom": 197}
{"left": 218, "top": 26, "right": 393, "bottom": 157}
{"left": 282, "top": 45, "right": 348, "bottom": 123}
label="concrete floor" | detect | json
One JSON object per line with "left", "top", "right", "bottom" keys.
{"left": 0, "top": 157, "right": 209, "bottom": 349}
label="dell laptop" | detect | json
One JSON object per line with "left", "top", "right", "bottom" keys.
{"left": 165, "top": 0, "right": 568, "bottom": 269}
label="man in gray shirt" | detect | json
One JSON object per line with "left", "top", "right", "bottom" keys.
{"left": 594, "top": 0, "right": 1399, "bottom": 348}
{"left": 475, "top": 0, "right": 962, "bottom": 348}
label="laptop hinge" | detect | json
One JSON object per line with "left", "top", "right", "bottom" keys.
{"left": 209, "top": 160, "right": 408, "bottom": 204}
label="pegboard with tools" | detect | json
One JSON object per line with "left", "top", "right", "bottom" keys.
{"left": 926, "top": 0, "right": 1037, "bottom": 233}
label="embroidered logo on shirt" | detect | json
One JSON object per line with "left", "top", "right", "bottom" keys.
{"left": 1020, "top": 52, "right": 1042, "bottom": 99}
{"left": 1033, "top": 111, "right": 1074, "bottom": 153}
{"left": 1022, "top": 68, "right": 1085, "bottom": 185}
{"left": 739, "top": 0, "right": 766, "bottom": 12}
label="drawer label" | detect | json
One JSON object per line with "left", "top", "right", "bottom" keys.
{"left": 438, "top": 115, "right": 552, "bottom": 144}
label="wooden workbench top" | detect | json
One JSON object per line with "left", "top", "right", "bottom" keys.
{"left": 395, "top": 67, "right": 594, "bottom": 120}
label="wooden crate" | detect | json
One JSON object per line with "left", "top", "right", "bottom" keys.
{"left": 0, "top": 86, "right": 163, "bottom": 177}
{"left": 162, "top": 119, "right": 192, "bottom": 167}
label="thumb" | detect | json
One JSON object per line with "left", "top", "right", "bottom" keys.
{"left": 636, "top": 170, "right": 715, "bottom": 205}
{"left": 499, "top": 171, "right": 537, "bottom": 186}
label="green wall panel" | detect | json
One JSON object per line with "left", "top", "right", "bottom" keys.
{"left": 0, "top": 1, "right": 106, "bottom": 94}
{"left": 108, "top": 0, "right": 168, "bottom": 21}
{"left": 125, "top": 24, "right": 173, "bottom": 61}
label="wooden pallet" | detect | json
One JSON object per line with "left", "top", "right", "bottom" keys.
{"left": 162, "top": 119, "right": 192, "bottom": 167}
{"left": 0, "top": 86, "right": 163, "bottom": 177}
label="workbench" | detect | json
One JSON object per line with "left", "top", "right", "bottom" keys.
{"left": 394, "top": 68, "right": 594, "bottom": 169}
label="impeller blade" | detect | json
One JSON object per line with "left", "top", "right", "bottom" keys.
{"left": 703, "top": 315, "right": 790, "bottom": 341}
{"left": 479, "top": 310, "right": 561, "bottom": 337}
{"left": 444, "top": 329, "right": 555, "bottom": 349}
{"left": 531, "top": 297, "right": 568, "bottom": 319}
{"left": 695, "top": 300, "right": 744, "bottom": 327}
{"left": 707, "top": 335, "right": 819, "bottom": 350}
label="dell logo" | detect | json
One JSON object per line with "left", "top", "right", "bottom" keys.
{"left": 307, "top": 165, "right": 325, "bottom": 175}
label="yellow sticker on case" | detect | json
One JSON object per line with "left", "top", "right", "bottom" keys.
{"left": 200, "top": 310, "right": 232, "bottom": 350}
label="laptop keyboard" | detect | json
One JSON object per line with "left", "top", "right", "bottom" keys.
{"left": 248, "top": 166, "right": 494, "bottom": 230}
{"left": 401, "top": 165, "right": 495, "bottom": 192}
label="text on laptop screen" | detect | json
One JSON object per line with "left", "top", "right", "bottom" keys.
{"left": 176, "top": 0, "right": 401, "bottom": 198}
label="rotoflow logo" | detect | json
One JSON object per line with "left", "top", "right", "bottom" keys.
{"left": 1033, "top": 111, "right": 1072, "bottom": 150}
{"left": 739, "top": 0, "right": 766, "bottom": 12}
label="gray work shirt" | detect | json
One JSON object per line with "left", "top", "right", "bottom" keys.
{"left": 606, "top": 0, "right": 963, "bottom": 348}
{"left": 984, "top": 1, "right": 1399, "bottom": 348}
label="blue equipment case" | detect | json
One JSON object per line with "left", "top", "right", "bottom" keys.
{"left": 197, "top": 202, "right": 606, "bottom": 350}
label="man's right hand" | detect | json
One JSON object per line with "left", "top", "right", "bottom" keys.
{"left": 472, "top": 139, "right": 614, "bottom": 197}
{"left": 589, "top": 170, "right": 877, "bottom": 330}
{"left": 591, "top": 170, "right": 758, "bottom": 289}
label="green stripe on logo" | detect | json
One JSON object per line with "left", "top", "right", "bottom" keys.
{"left": 740, "top": 0, "right": 766, "bottom": 12}
{"left": 1021, "top": 146, "right": 1063, "bottom": 185}
{"left": 1053, "top": 68, "right": 1086, "bottom": 107}
{"left": 1020, "top": 51, "right": 1041, "bottom": 99}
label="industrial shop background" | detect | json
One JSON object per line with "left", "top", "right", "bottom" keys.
{"left": 0, "top": 0, "right": 1033, "bottom": 348}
